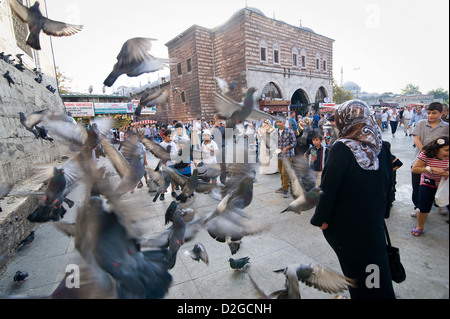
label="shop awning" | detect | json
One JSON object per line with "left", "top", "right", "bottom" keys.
{"left": 259, "top": 99, "right": 290, "bottom": 113}
{"left": 131, "top": 120, "right": 157, "bottom": 125}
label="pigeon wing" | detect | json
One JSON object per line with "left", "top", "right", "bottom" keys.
{"left": 299, "top": 264, "right": 356, "bottom": 294}
{"left": 282, "top": 158, "right": 305, "bottom": 199}
{"left": 7, "top": 0, "right": 29, "bottom": 23}
{"left": 100, "top": 140, "right": 129, "bottom": 179}
{"left": 141, "top": 138, "right": 171, "bottom": 162}
{"left": 42, "top": 17, "right": 83, "bottom": 37}
{"left": 25, "top": 109, "right": 48, "bottom": 128}
{"left": 116, "top": 37, "right": 156, "bottom": 69}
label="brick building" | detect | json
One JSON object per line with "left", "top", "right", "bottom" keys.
{"left": 163, "top": 7, "right": 334, "bottom": 123}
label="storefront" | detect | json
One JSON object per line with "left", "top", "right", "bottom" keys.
{"left": 259, "top": 99, "right": 291, "bottom": 114}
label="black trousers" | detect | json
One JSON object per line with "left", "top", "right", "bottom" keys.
{"left": 411, "top": 171, "right": 421, "bottom": 209}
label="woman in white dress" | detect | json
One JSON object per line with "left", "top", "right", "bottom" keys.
{"left": 257, "top": 119, "right": 278, "bottom": 174}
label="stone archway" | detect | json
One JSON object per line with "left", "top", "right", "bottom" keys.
{"left": 315, "top": 86, "right": 328, "bottom": 103}
{"left": 290, "top": 88, "right": 310, "bottom": 116}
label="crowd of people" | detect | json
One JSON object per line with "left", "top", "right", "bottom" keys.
{"left": 104, "top": 100, "right": 448, "bottom": 299}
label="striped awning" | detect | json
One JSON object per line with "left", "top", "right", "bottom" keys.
{"left": 131, "top": 120, "right": 157, "bottom": 125}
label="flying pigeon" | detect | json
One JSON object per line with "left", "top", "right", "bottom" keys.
{"left": 55, "top": 169, "right": 173, "bottom": 299}
{"left": 135, "top": 85, "right": 170, "bottom": 117}
{"left": 13, "top": 270, "right": 29, "bottom": 283}
{"left": 280, "top": 155, "right": 323, "bottom": 214}
{"left": 27, "top": 157, "right": 82, "bottom": 223}
{"left": 165, "top": 210, "right": 186, "bottom": 269}
{"left": 147, "top": 166, "right": 172, "bottom": 202}
{"left": 7, "top": 0, "right": 83, "bottom": 50}
{"left": 101, "top": 138, "right": 146, "bottom": 196}
{"left": 103, "top": 37, "right": 171, "bottom": 87}
{"left": 19, "top": 109, "right": 48, "bottom": 139}
{"left": 229, "top": 256, "right": 250, "bottom": 271}
{"left": 164, "top": 201, "right": 195, "bottom": 225}
{"left": 271, "top": 263, "right": 356, "bottom": 298}
{"left": 35, "top": 125, "right": 54, "bottom": 143}
{"left": 185, "top": 243, "right": 209, "bottom": 265}
{"left": 214, "top": 77, "right": 237, "bottom": 96}
{"left": 214, "top": 87, "right": 275, "bottom": 129}
{"left": 3, "top": 71, "right": 15, "bottom": 87}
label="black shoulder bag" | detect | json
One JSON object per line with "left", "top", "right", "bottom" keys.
{"left": 384, "top": 221, "right": 406, "bottom": 283}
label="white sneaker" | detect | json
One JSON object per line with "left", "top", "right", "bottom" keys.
{"left": 438, "top": 206, "right": 449, "bottom": 215}
{"left": 411, "top": 208, "right": 419, "bottom": 217}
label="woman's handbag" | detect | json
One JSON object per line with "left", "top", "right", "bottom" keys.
{"left": 384, "top": 221, "right": 406, "bottom": 283}
{"left": 435, "top": 177, "right": 449, "bottom": 207}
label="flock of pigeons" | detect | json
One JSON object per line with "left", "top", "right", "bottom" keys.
{"left": 0, "top": 0, "right": 356, "bottom": 299}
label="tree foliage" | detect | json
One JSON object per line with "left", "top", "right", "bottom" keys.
{"left": 56, "top": 66, "right": 72, "bottom": 93}
{"left": 333, "top": 79, "right": 354, "bottom": 104}
{"left": 401, "top": 83, "right": 421, "bottom": 95}
{"left": 427, "top": 88, "right": 449, "bottom": 103}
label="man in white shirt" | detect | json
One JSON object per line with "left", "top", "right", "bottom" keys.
{"left": 402, "top": 105, "right": 415, "bottom": 136}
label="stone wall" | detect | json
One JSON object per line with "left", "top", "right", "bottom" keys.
{"left": 0, "top": 0, "right": 69, "bottom": 259}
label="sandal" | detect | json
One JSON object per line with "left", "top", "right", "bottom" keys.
{"left": 411, "top": 226, "right": 423, "bottom": 237}
{"left": 137, "top": 181, "right": 143, "bottom": 188}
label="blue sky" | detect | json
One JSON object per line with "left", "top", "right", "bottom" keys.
{"left": 44, "top": 0, "right": 449, "bottom": 95}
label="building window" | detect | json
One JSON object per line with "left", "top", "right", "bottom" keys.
{"left": 177, "top": 62, "right": 182, "bottom": 76}
{"left": 186, "top": 58, "right": 192, "bottom": 73}
{"left": 11, "top": 0, "right": 33, "bottom": 58}
{"left": 273, "top": 50, "right": 279, "bottom": 64}
{"left": 300, "top": 49, "right": 307, "bottom": 69}
{"left": 180, "top": 91, "right": 186, "bottom": 103}
{"left": 315, "top": 53, "right": 321, "bottom": 71}
{"left": 260, "top": 47, "right": 266, "bottom": 62}
{"left": 292, "top": 46, "right": 298, "bottom": 68}
{"left": 273, "top": 42, "right": 280, "bottom": 65}
{"left": 322, "top": 55, "right": 327, "bottom": 72}
{"left": 259, "top": 39, "right": 267, "bottom": 63}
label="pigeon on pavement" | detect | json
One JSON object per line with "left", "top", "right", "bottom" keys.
{"left": 7, "top": 0, "right": 83, "bottom": 50}
{"left": 13, "top": 270, "right": 29, "bottom": 283}
{"left": 229, "top": 256, "right": 250, "bottom": 271}
{"left": 17, "top": 231, "right": 35, "bottom": 252}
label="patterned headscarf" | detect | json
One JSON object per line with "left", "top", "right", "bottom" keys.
{"left": 335, "top": 99, "right": 382, "bottom": 170}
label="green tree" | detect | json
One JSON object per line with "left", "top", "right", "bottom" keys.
{"left": 333, "top": 79, "right": 354, "bottom": 104}
{"left": 427, "top": 88, "right": 449, "bottom": 103}
{"left": 401, "top": 83, "right": 421, "bottom": 95}
{"left": 56, "top": 66, "right": 72, "bottom": 93}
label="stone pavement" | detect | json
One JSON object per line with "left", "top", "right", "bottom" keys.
{"left": 0, "top": 129, "right": 448, "bottom": 299}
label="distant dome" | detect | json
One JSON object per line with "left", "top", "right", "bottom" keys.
{"left": 246, "top": 7, "right": 266, "bottom": 16}
{"left": 299, "top": 26, "right": 315, "bottom": 33}
{"left": 343, "top": 81, "right": 359, "bottom": 88}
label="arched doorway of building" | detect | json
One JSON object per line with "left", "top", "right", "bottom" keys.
{"left": 290, "top": 89, "right": 310, "bottom": 116}
{"left": 315, "top": 86, "right": 328, "bottom": 103}
{"left": 259, "top": 82, "right": 290, "bottom": 114}
{"left": 261, "top": 82, "right": 282, "bottom": 99}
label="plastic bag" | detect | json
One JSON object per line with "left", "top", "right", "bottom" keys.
{"left": 435, "top": 177, "right": 449, "bottom": 207}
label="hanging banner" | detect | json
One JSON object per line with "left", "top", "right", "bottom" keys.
{"left": 94, "top": 102, "right": 133, "bottom": 114}
{"left": 64, "top": 102, "right": 95, "bottom": 117}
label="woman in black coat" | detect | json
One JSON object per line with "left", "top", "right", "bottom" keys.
{"left": 310, "top": 99, "right": 395, "bottom": 299}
